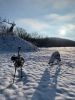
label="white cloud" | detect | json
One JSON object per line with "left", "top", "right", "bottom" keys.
{"left": 16, "top": 18, "right": 49, "bottom": 31}
{"left": 51, "top": 0, "right": 75, "bottom": 9}
{"left": 45, "top": 13, "right": 75, "bottom": 23}
{"left": 28, "top": 0, "right": 75, "bottom": 9}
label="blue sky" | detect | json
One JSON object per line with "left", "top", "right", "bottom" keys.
{"left": 0, "top": 0, "right": 75, "bottom": 40}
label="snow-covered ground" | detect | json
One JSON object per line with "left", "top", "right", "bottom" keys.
{"left": 0, "top": 47, "right": 75, "bottom": 100}
{"left": 0, "top": 36, "right": 37, "bottom": 52}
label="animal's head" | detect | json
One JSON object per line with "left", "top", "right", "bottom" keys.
{"left": 11, "top": 55, "right": 17, "bottom": 62}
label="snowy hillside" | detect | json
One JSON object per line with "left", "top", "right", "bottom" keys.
{"left": 0, "top": 36, "right": 37, "bottom": 52}
{"left": 0, "top": 47, "right": 75, "bottom": 100}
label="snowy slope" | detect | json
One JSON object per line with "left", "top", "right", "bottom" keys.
{"left": 0, "top": 47, "right": 75, "bottom": 100}
{"left": 0, "top": 36, "right": 37, "bottom": 52}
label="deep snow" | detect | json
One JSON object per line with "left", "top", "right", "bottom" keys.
{"left": 0, "top": 47, "right": 75, "bottom": 100}
{"left": 0, "top": 36, "right": 37, "bottom": 52}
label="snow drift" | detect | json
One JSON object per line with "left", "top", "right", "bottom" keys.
{"left": 0, "top": 35, "right": 37, "bottom": 52}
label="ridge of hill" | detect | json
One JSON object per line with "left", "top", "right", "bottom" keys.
{"left": 0, "top": 35, "right": 37, "bottom": 52}
{"left": 29, "top": 37, "right": 75, "bottom": 47}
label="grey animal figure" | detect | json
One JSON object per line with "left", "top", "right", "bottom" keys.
{"left": 48, "top": 51, "right": 61, "bottom": 65}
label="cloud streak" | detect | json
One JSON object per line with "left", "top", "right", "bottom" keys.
{"left": 44, "top": 13, "right": 75, "bottom": 24}
{"left": 16, "top": 18, "right": 49, "bottom": 32}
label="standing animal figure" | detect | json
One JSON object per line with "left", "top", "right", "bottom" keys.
{"left": 1, "top": 18, "right": 16, "bottom": 35}
{"left": 11, "top": 47, "right": 25, "bottom": 83}
{"left": 8, "top": 22, "right": 15, "bottom": 33}
{"left": 48, "top": 51, "right": 61, "bottom": 65}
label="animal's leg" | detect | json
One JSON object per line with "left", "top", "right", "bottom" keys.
{"left": 21, "top": 66, "right": 22, "bottom": 78}
{"left": 13, "top": 67, "right": 16, "bottom": 83}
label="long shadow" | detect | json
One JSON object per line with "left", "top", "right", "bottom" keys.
{"left": 0, "top": 69, "right": 28, "bottom": 100}
{"left": 0, "top": 82, "right": 16, "bottom": 100}
{"left": 16, "top": 69, "right": 28, "bottom": 85}
{"left": 31, "top": 64, "right": 61, "bottom": 100}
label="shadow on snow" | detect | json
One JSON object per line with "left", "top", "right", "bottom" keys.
{"left": 31, "top": 64, "right": 61, "bottom": 100}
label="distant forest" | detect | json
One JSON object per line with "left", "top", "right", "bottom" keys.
{"left": 0, "top": 18, "right": 75, "bottom": 47}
